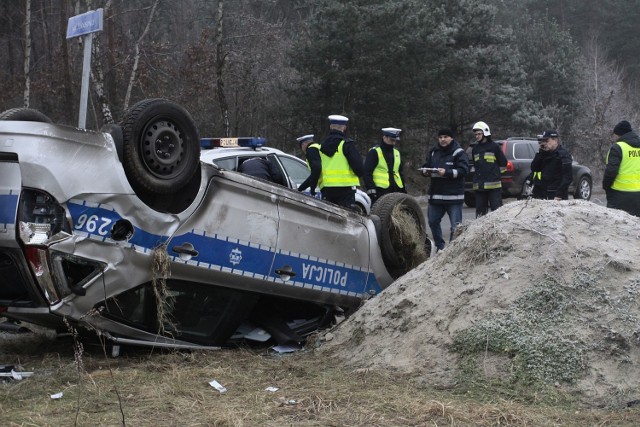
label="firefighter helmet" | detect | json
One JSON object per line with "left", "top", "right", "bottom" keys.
{"left": 472, "top": 121, "right": 491, "bottom": 137}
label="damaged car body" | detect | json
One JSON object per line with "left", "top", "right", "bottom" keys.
{"left": 0, "top": 99, "right": 430, "bottom": 349}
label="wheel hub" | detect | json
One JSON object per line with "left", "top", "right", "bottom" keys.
{"left": 142, "top": 120, "right": 184, "bottom": 178}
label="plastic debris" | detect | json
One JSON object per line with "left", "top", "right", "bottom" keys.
{"left": 208, "top": 379, "right": 227, "bottom": 393}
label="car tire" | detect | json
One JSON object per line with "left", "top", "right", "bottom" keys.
{"left": 464, "top": 191, "right": 476, "bottom": 208}
{"left": 573, "top": 175, "right": 592, "bottom": 200}
{"left": 0, "top": 108, "right": 53, "bottom": 123}
{"left": 371, "top": 193, "right": 427, "bottom": 277}
{"left": 121, "top": 98, "right": 201, "bottom": 195}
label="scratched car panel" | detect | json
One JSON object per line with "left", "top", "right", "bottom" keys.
{"left": 0, "top": 100, "right": 424, "bottom": 348}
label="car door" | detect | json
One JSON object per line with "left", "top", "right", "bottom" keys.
{"left": 273, "top": 193, "right": 378, "bottom": 306}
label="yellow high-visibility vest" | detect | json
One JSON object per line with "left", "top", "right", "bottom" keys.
{"left": 371, "top": 146, "right": 403, "bottom": 189}
{"left": 319, "top": 140, "right": 360, "bottom": 189}
{"left": 609, "top": 141, "right": 640, "bottom": 191}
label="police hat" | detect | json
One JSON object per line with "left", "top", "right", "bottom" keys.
{"left": 539, "top": 129, "right": 559, "bottom": 140}
{"left": 381, "top": 127, "right": 401, "bottom": 140}
{"left": 296, "top": 134, "right": 314, "bottom": 144}
{"left": 328, "top": 114, "right": 349, "bottom": 125}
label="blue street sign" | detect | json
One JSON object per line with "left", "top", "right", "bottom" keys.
{"left": 66, "top": 9, "right": 103, "bottom": 39}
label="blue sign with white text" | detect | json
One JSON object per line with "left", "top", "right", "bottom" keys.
{"left": 66, "top": 9, "right": 103, "bottom": 39}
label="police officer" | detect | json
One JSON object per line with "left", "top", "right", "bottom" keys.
{"left": 470, "top": 121, "right": 507, "bottom": 217}
{"left": 237, "top": 157, "right": 285, "bottom": 186}
{"left": 603, "top": 120, "right": 640, "bottom": 217}
{"left": 528, "top": 129, "right": 572, "bottom": 200}
{"left": 318, "top": 115, "right": 364, "bottom": 210}
{"left": 296, "top": 134, "right": 322, "bottom": 196}
{"left": 422, "top": 128, "right": 469, "bottom": 251}
{"left": 363, "top": 127, "right": 406, "bottom": 203}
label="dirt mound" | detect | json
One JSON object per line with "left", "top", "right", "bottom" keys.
{"left": 322, "top": 199, "right": 640, "bottom": 408}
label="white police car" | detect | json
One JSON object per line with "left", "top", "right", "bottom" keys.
{"left": 0, "top": 99, "right": 428, "bottom": 349}
{"left": 200, "top": 137, "right": 371, "bottom": 215}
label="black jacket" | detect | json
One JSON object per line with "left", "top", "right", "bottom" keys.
{"left": 237, "top": 157, "right": 285, "bottom": 186}
{"left": 529, "top": 144, "right": 573, "bottom": 199}
{"left": 471, "top": 138, "right": 507, "bottom": 190}
{"left": 320, "top": 130, "right": 364, "bottom": 178}
{"left": 422, "top": 140, "right": 469, "bottom": 204}
{"left": 298, "top": 144, "right": 321, "bottom": 194}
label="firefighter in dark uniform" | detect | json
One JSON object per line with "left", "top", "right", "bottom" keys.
{"left": 237, "top": 157, "right": 285, "bottom": 186}
{"left": 470, "top": 121, "right": 507, "bottom": 217}
{"left": 319, "top": 115, "right": 364, "bottom": 210}
{"left": 422, "top": 128, "right": 469, "bottom": 251}
{"left": 527, "top": 129, "right": 573, "bottom": 200}
{"left": 603, "top": 120, "right": 640, "bottom": 217}
{"left": 296, "top": 134, "right": 322, "bottom": 196}
{"left": 363, "top": 127, "right": 406, "bottom": 203}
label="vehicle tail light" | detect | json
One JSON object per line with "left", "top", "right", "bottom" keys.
{"left": 18, "top": 189, "right": 71, "bottom": 246}
{"left": 24, "top": 246, "right": 60, "bottom": 304}
{"left": 506, "top": 161, "right": 514, "bottom": 172}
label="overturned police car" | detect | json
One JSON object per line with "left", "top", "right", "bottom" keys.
{"left": 0, "top": 99, "right": 430, "bottom": 349}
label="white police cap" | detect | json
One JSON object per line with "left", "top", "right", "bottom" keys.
{"left": 328, "top": 114, "right": 349, "bottom": 125}
{"left": 296, "top": 134, "right": 314, "bottom": 144}
{"left": 381, "top": 127, "right": 402, "bottom": 140}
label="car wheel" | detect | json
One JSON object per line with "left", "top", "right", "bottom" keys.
{"left": 121, "top": 98, "right": 201, "bottom": 195}
{"left": 371, "top": 193, "right": 427, "bottom": 278}
{"left": 464, "top": 191, "right": 476, "bottom": 208}
{"left": 0, "top": 108, "right": 53, "bottom": 123}
{"left": 573, "top": 175, "right": 592, "bottom": 200}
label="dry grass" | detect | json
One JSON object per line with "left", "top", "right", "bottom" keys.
{"left": 1, "top": 330, "right": 639, "bottom": 426}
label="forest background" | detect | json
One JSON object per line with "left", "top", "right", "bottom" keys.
{"left": 2, "top": 0, "right": 640, "bottom": 189}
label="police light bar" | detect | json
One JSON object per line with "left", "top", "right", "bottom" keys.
{"left": 200, "top": 137, "right": 266, "bottom": 149}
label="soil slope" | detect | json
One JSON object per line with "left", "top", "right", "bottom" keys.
{"left": 323, "top": 199, "right": 640, "bottom": 408}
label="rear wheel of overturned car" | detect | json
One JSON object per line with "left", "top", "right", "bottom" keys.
{"left": 573, "top": 175, "right": 592, "bottom": 200}
{"left": 0, "top": 108, "right": 53, "bottom": 123}
{"left": 121, "top": 99, "right": 201, "bottom": 212}
{"left": 371, "top": 193, "right": 430, "bottom": 279}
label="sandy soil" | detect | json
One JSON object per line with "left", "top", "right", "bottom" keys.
{"left": 322, "top": 199, "right": 640, "bottom": 408}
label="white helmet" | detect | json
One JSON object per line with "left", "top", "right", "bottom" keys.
{"left": 472, "top": 121, "right": 491, "bottom": 136}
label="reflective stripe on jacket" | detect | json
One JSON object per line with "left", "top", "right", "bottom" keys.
{"left": 471, "top": 140, "right": 506, "bottom": 190}
{"left": 319, "top": 140, "right": 360, "bottom": 189}
{"left": 371, "top": 146, "right": 403, "bottom": 189}
{"left": 609, "top": 141, "right": 640, "bottom": 192}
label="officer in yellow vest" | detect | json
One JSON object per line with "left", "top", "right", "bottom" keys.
{"left": 319, "top": 115, "right": 364, "bottom": 210}
{"left": 603, "top": 120, "right": 640, "bottom": 217}
{"left": 363, "top": 127, "right": 406, "bottom": 203}
{"left": 296, "top": 134, "right": 322, "bottom": 197}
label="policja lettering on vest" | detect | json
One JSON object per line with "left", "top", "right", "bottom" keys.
{"left": 603, "top": 120, "right": 640, "bottom": 217}
{"left": 363, "top": 127, "right": 406, "bottom": 203}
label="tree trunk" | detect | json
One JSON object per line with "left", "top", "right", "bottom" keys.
{"left": 123, "top": 0, "right": 159, "bottom": 111}
{"left": 23, "top": 0, "right": 32, "bottom": 108}
{"left": 215, "top": 0, "right": 230, "bottom": 136}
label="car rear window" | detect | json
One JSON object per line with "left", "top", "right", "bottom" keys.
{"left": 512, "top": 142, "right": 531, "bottom": 160}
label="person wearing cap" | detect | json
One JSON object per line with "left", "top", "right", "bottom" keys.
{"left": 527, "top": 129, "right": 573, "bottom": 200}
{"left": 603, "top": 120, "right": 640, "bottom": 217}
{"left": 363, "top": 127, "right": 406, "bottom": 203}
{"left": 237, "top": 157, "right": 285, "bottom": 186}
{"left": 296, "top": 134, "right": 322, "bottom": 196}
{"left": 318, "top": 114, "right": 364, "bottom": 211}
{"left": 470, "top": 121, "right": 507, "bottom": 217}
{"left": 421, "top": 128, "right": 469, "bottom": 251}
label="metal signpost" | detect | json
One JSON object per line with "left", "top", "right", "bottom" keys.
{"left": 66, "top": 8, "right": 104, "bottom": 129}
